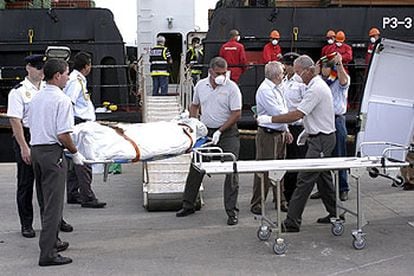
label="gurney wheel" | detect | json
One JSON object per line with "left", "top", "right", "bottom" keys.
{"left": 273, "top": 241, "right": 287, "bottom": 255}
{"left": 352, "top": 237, "right": 366, "bottom": 250}
{"left": 368, "top": 168, "right": 379, "bottom": 178}
{"left": 392, "top": 176, "right": 404, "bottom": 188}
{"left": 257, "top": 226, "right": 272, "bottom": 241}
{"left": 331, "top": 223, "right": 345, "bottom": 236}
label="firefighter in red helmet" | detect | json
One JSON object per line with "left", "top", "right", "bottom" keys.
{"left": 321, "top": 29, "right": 336, "bottom": 58}
{"left": 365, "top": 27, "right": 381, "bottom": 65}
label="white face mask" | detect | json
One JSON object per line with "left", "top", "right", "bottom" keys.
{"left": 214, "top": 75, "right": 226, "bottom": 85}
{"left": 236, "top": 35, "right": 240, "bottom": 41}
{"left": 327, "top": 38, "right": 334, "bottom": 44}
{"left": 271, "top": 39, "right": 278, "bottom": 46}
{"left": 370, "top": 37, "right": 376, "bottom": 44}
{"left": 336, "top": 42, "right": 343, "bottom": 47}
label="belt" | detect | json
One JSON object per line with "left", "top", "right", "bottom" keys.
{"left": 335, "top": 114, "right": 345, "bottom": 118}
{"left": 31, "top": 143, "right": 63, "bottom": 148}
{"left": 259, "top": 126, "right": 284, "bottom": 134}
{"left": 308, "top": 132, "right": 334, "bottom": 138}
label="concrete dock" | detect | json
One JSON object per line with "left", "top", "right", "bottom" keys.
{"left": 0, "top": 162, "right": 413, "bottom": 275}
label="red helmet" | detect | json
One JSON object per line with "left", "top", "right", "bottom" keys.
{"left": 326, "top": 30, "right": 336, "bottom": 38}
{"left": 270, "top": 30, "right": 280, "bottom": 39}
{"left": 369, "top": 27, "right": 380, "bottom": 37}
{"left": 336, "top": 31, "right": 346, "bottom": 42}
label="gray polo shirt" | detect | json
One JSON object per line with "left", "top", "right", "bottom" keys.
{"left": 192, "top": 77, "right": 242, "bottom": 129}
{"left": 297, "top": 76, "right": 335, "bottom": 135}
{"left": 29, "top": 84, "right": 74, "bottom": 146}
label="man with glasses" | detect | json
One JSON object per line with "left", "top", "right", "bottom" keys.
{"left": 257, "top": 55, "right": 338, "bottom": 232}
{"left": 176, "top": 57, "right": 242, "bottom": 226}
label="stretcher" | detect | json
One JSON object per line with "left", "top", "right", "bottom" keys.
{"left": 191, "top": 142, "right": 413, "bottom": 255}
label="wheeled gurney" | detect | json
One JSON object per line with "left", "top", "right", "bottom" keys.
{"left": 191, "top": 142, "right": 412, "bottom": 255}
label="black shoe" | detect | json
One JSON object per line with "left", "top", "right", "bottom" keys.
{"left": 340, "top": 191, "right": 349, "bottom": 201}
{"left": 403, "top": 183, "right": 414, "bottom": 191}
{"left": 81, "top": 199, "right": 106, "bottom": 208}
{"left": 281, "top": 222, "right": 300, "bottom": 233}
{"left": 250, "top": 206, "right": 262, "bottom": 215}
{"left": 67, "top": 197, "right": 82, "bottom": 204}
{"left": 56, "top": 239, "right": 69, "bottom": 252}
{"left": 176, "top": 208, "right": 195, "bottom": 217}
{"left": 60, "top": 219, "right": 73, "bottom": 233}
{"left": 279, "top": 201, "right": 288, "bottom": 213}
{"left": 21, "top": 225, "right": 35, "bottom": 238}
{"left": 317, "top": 214, "right": 345, "bottom": 224}
{"left": 227, "top": 216, "right": 238, "bottom": 226}
{"left": 39, "top": 254, "right": 72, "bottom": 266}
{"left": 310, "top": 191, "right": 321, "bottom": 199}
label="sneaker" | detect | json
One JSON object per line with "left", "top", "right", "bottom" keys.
{"left": 339, "top": 191, "right": 349, "bottom": 201}
{"left": 317, "top": 214, "right": 345, "bottom": 224}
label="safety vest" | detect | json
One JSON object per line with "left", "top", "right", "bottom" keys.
{"left": 186, "top": 47, "right": 203, "bottom": 75}
{"left": 149, "top": 45, "right": 171, "bottom": 76}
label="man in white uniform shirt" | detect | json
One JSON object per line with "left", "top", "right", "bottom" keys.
{"left": 176, "top": 57, "right": 242, "bottom": 226}
{"left": 280, "top": 52, "right": 308, "bottom": 204}
{"left": 29, "top": 58, "right": 85, "bottom": 266}
{"left": 7, "top": 54, "right": 72, "bottom": 238}
{"left": 257, "top": 55, "right": 339, "bottom": 232}
{"left": 250, "top": 61, "right": 292, "bottom": 215}
{"left": 64, "top": 52, "right": 106, "bottom": 208}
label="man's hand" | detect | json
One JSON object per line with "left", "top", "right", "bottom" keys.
{"left": 212, "top": 130, "right": 222, "bottom": 145}
{"left": 72, "top": 152, "right": 86, "bottom": 165}
{"left": 285, "top": 132, "right": 294, "bottom": 144}
{"left": 257, "top": 115, "right": 272, "bottom": 125}
{"left": 20, "top": 145, "right": 31, "bottom": 165}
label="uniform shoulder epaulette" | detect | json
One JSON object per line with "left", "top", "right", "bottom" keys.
{"left": 13, "top": 83, "right": 23, "bottom": 89}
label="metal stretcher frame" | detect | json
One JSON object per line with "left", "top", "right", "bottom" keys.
{"left": 191, "top": 142, "right": 412, "bottom": 255}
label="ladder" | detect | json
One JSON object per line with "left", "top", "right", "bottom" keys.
{"left": 139, "top": 54, "right": 197, "bottom": 211}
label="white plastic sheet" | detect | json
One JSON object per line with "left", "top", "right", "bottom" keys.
{"left": 71, "top": 118, "right": 207, "bottom": 161}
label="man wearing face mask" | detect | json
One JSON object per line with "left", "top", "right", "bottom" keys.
{"left": 176, "top": 57, "right": 242, "bottom": 226}
{"left": 280, "top": 52, "right": 308, "bottom": 204}
{"left": 321, "top": 30, "right": 336, "bottom": 58}
{"left": 257, "top": 55, "right": 339, "bottom": 232}
{"left": 219, "top": 29, "right": 247, "bottom": 83}
{"left": 250, "top": 61, "right": 293, "bottom": 215}
{"left": 262, "top": 30, "right": 283, "bottom": 63}
{"left": 186, "top": 37, "right": 204, "bottom": 85}
{"left": 332, "top": 31, "right": 353, "bottom": 68}
{"left": 365, "top": 27, "right": 381, "bottom": 65}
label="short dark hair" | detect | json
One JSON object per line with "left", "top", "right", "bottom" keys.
{"left": 73, "top": 52, "right": 92, "bottom": 71}
{"left": 43, "top": 59, "right": 68, "bottom": 81}
{"left": 191, "top": 37, "right": 200, "bottom": 44}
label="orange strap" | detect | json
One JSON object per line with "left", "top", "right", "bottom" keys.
{"left": 110, "top": 126, "right": 141, "bottom": 162}
{"left": 178, "top": 123, "right": 194, "bottom": 153}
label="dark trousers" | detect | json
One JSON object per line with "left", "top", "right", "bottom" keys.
{"left": 12, "top": 131, "right": 36, "bottom": 228}
{"left": 152, "top": 76, "right": 169, "bottom": 96}
{"left": 66, "top": 160, "right": 96, "bottom": 202}
{"left": 334, "top": 115, "right": 349, "bottom": 192}
{"left": 250, "top": 128, "right": 286, "bottom": 209}
{"left": 32, "top": 144, "right": 66, "bottom": 261}
{"left": 182, "top": 125, "right": 240, "bottom": 217}
{"left": 285, "top": 133, "right": 336, "bottom": 229}
{"left": 284, "top": 125, "right": 307, "bottom": 202}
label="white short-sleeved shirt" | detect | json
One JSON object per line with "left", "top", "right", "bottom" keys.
{"left": 64, "top": 69, "right": 96, "bottom": 121}
{"left": 329, "top": 75, "right": 350, "bottom": 115}
{"left": 29, "top": 84, "right": 74, "bottom": 146}
{"left": 297, "top": 76, "right": 336, "bottom": 135}
{"left": 192, "top": 77, "right": 242, "bottom": 129}
{"left": 256, "top": 78, "right": 288, "bottom": 131}
{"left": 6, "top": 78, "right": 44, "bottom": 128}
{"left": 281, "top": 74, "right": 307, "bottom": 125}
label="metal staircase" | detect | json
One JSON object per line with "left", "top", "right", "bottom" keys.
{"left": 139, "top": 54, "right": 196, "bottom": 211}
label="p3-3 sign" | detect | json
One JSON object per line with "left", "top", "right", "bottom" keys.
{"left": 383, "top": 16, "right": 413, "bottom": 30}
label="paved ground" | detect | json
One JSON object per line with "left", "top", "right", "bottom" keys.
{"left": 0, "top": 162, "right": 413, "bottom": 275}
